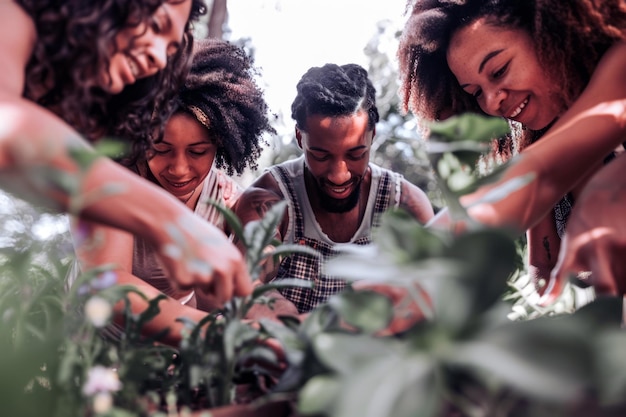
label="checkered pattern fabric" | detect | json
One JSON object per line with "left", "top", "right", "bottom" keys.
{"left": 272, "top": 164, "right": 399, "bottom": 313}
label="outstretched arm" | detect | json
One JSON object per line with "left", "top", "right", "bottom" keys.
{"left": 398, "top": 179, "right": 435, "bottom": 225}
{"left": 233, "top": 175, "right": 301, "bottom": 320}
{"left": 0, "top": 3, "right": 251, "bottom": 303}
{"left": 462, "top": 42, "right": 626, "bottom": 232}
{"left": 71, "top": 220, "right": 210, "bottom": 347}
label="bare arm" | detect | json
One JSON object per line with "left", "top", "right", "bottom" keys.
{"left": 233, "top": 174, "right": 301, "bottom": 320}
{"left": 72, "top": 220, "right": 209, "bottom": 347}
{"left": 462, "top": 42, "right": 626, "bottom": 231}
{"left": 0, "top": 3, "right": 251, "bottom": 303}
{"left": 398, "top": 179, "right": 435, "bottom": 225}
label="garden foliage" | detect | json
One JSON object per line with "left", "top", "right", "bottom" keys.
{"left": 1, "top": 114, "right": 625, "bottom": 417}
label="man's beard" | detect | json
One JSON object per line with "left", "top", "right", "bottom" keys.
{"left": 316, "top": 179, "right": 361, "bottom": 213}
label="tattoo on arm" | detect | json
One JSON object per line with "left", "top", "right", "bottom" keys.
{"left": 542, "top": 236, "right": 552, "bottom": 261}
{"left": 247, "top": 189, "right": 283, "bottom": 219}
{"left": 398, "top": 181, "right": 433, "bottom": 224}
{"left": 252, "top": 196, "right": 280, "bottom": 218}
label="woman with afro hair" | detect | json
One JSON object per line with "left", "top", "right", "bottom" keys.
{"left": 397, "top": 0, "right": 626, "bottom": 302}
{"left": 1, "top": 0, "right": 252, "bottom": 305}
{"left": 72, "top": 38, "right": 276, "bottom": 345}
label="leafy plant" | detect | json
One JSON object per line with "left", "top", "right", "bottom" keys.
{"left": 171, "top": 199, "right": 317, "bottom": 410}
{"left": 266, "top": 113, "right": 626, "bottom": 417}
{"left": 0, "top": 163, "right": 319, "bottom": 416}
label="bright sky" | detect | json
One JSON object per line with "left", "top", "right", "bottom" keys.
{"left": 1, "top": 1, "right": 412, "bottom": 234}
{"left": 227, "top": 0, "right": 409, "bottom": 128}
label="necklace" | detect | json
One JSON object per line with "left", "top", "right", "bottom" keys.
{"left": 182, "top": 187, "right": 196, "bottom": 207}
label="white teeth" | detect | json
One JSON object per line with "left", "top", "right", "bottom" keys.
{"left": 170, "top": 180, "right": 192, "bottom": 188}
{"left": 509, "top": 98, "right": 528, "bottom": 118}
{"left": 126, "top": 55, "right": 138, "bottom": 77}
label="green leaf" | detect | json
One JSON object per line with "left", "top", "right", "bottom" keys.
{"left": 243, "top": 201, "right": 287, "bottom": 251}
{"left": 298, "top": 375, "right": 342, "bottom": 415}
{"left": 373, "top": 209, "right": 449, "bottom": 262}
{"left": 237, "top": 345, "right": 279, "bottom": 371}
{"left": 258, "top": 319, "right": 305, "bottom": 365}
{"left": 223, "top": 321, "right": 260, "bottom": 364}
{"left": 327, "top": 290, "right": 393, "bottom": 333}
{"left": 333, "top": 352, "right": 438, "bottom": 417}
{"left": 312, "top": 333, "right": 403, "bottom": 374}
{"left": 251, "top": 279, "right": 314, "bottom": 299}
{"left": 204, "top": 198, "right": 244, "bottom": 243}
{"left": 93, "top": 138, "right": 129, "bottom": 158}
{"left": 428, "top": 113, "right": 510, "bottom": 144}
{"left": 593, "top": 329, "right": 626, "bottom": 405}
{"left": 243, "top": 201, "right": 288, "bottom": 274}
{"left": 433, "top": 229, "right": 515, "bottom": 330}
{"left": 449, "top": 314, "right": 595, "bottom": 402}
{"left": 298, "top": 305, "right": 343, "bottom": 339}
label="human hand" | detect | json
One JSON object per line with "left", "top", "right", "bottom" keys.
{"left": 540, "top": 152, "right": 626, "bottom": 306}
{"left": 217, "top": 170, "right": 243, "bottom": 209}
{"left": 352, "top": 282, "right": 432, "bottom": 336}
{"left": 156, "top": 212, "right": 252, "bottom": 306}
{"left": 244, "top": 288, "right": 301, "bottom": 322}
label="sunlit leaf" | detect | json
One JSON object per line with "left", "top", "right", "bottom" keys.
{"left": 428, "top": 114, "right": 510, "bottom": 144}
{"left": 312, "top": 333, "right": 403, "bottom": 374}
{"left": 298, "top": 375, "right": 342, "bottom": 415}
{"left": 449, "top": 315, "right": 595, "bottom": 402}
{"left": 333, "top": 352, "right": 438, "bottom": 417}
{"left": 252, "top": 279, "right": 314, "bottom": 299}
{"left": 327, "top": 290, "right": 393, "bottom": 333}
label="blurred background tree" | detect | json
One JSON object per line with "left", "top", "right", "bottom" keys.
{"left": 194, "top": 1, "right": 440, "bottom": 207}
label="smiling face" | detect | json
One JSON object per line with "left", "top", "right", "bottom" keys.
{"left": 297, "top": 112, "right": 373, "bottom": 213}
{"left": 446, "top": 18, "right": 564, "bottom": 130}
{"left": 148, "top": 112, "right": 217, "bottom": 204}
{"left": 100, "top": 0, "right": 192, "bottom": 94}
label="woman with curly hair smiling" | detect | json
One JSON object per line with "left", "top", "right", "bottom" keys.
{"left": 73, "top": 38, "right": 276, "bottom": 344}
{"left": 0, "top": 0, "right": 252, "bottom": 304}
{"left": 397, "top": 0, "right": 626, "bottom": 300}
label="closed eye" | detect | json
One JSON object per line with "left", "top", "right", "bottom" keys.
{"left": 492, "top": 61, "right": 510, "bottom": 79}
{"left": 153, "top": 148, "right": 170, "bottom": 155}
{"left": 150, "top": 17, "right": 162, "bottom": 34}
{"left": 348, "top": 152, "right": 367, "bottom": 161}
{"left": 310, "top": 153, "right": 330, "bottom": 161}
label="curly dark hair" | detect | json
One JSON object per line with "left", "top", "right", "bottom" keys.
{"left": 145, "top": 38, "right": 275, "bottom": 176}
{"left": 16, "top": 0, "right": 206, "bottom": 145}
{"left": 291, "top": 63, "right": 379, "bottom": 133}
{"left": 398, "top": 0, "right": 626, "bottom": 154}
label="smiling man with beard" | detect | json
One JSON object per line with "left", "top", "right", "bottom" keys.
{"left": 234, "top": 63, "right": 434, "bottom": 317}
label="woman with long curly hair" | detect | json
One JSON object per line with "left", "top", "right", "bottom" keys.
{"left": 73, "top": 38, "right": 276, "bottom": 343}
{"left": 397, "top": 0, "right": 626, "bottom": 300}
{"left": 0, "top": 0, "right": 251, "bottom": 304}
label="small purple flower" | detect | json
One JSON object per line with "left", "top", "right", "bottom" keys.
{"left": 71, "top": 219, "right": 91, "bottom": 247}
{"left": 78, "top": 284, "right": 91, "bottom": 296}
{"left": 92, "top": 271, "right": 117, "bottom": 290}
